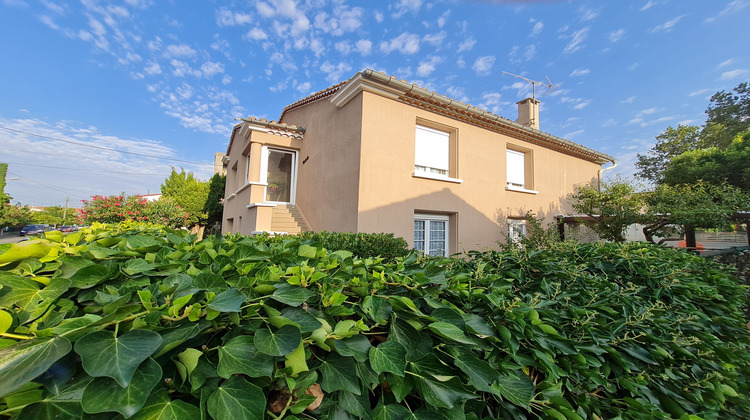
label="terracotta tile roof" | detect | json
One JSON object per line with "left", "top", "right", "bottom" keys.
{"left": 226, "top": 118, "right": 305, "bottom": 154}
{"left": 278, "top": 80, "right": 347, "bottom": 121}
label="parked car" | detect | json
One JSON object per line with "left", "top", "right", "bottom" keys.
{"left": 57, "top": 226, "right": 78, "bottom": 232}
{"left": 20, "top": 224, "right": 53, "bottom": 236}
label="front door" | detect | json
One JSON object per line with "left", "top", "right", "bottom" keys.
{"left": 261, "top": 147, "right": 296, "bottom": 204}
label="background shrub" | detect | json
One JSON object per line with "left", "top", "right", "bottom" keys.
{"left": 253, "top": 230, "right": 410, "bottom": 262}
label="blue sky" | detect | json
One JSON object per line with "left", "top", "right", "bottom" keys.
{"left": 1, "top": 0, "right": 748, "bottom": 207}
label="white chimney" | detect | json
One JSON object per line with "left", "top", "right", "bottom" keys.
{"left": 516, "top": 98, "right": 540, "bottom": 130}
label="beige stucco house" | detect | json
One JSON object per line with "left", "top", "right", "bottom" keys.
{"left": 221, "top": 69, "right": 615, "bottom": 255}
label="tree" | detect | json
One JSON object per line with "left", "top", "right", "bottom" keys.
{"left": 30, "top": 206, "right": 65, "bottom": 226}
{"left": 203, "top": 173, "right": 225, "bottom": 234}
{"left": 0, "top": 203, "right": 31, "bottom": 229}
{"left": 703, "top": 82, "right": 750, "bottom": 147}
{"left": 160, "top": 169, "right": 209, "bottom": 228}
{"left": 643, "top": 182, "right": 749, "bottom": 248}
{"left": 636, "top": 82, "right": 749, "bottom": 184}
{"left": 78, "top": 194, "right": 190, "bottom": 228}
{"left": 568, "top": 177, "right": 646, "bottom": 242}
{"left": 635, "top": 125, "right": 703, "bottom": 184}
{"left": 0, "top": 163, "right": 10, "bottom": 206}
{"left": 662, "top": 130, "right": 750, "bottom": 189}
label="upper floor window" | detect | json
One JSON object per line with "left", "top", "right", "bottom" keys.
{"left": 506, "top": 146, "right": 537, "bottom": 194}
{"left": 506, "top": 149, "right": 526, "bottom": 188}
{"left": 415, "top": 125, "right": 450, "bottom": 176}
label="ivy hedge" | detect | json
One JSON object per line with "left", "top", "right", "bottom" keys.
{"left": 0, "top": 224, "right": 748, "bottom": 419}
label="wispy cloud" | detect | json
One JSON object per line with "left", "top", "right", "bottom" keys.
{"left": 719, "top": 69, "right": 750, "bottom": 80}
{"left": 640, "top": 1, "right": 656, "bottom": 11}
{"left": 416, "top": 56, "right": 442, "bottom": 77}
{"left": 215, "top": 8, "right": 252, "bottom": 26}
{"left": 705, "top": 0, "right": 748, "bottom": 23}
{"left": 472, "top": 56, "right": 496, "bottom": 76}
{"left": 609, "top": 29, "right": 625, "bottom": 42}
{"left": 457, "top": 37, "right": 476, "bottom": 53}
{"left": 392, "top": 0, "right": 423, "bottom": 18}
{"left": 650, "top": 15, "right": 685, "bottom": 33}
{"left": 530, "top": 20, "right": 543, "bottom": 36}
{"left": 688, "top": 88, "right": 713, "bottom": 97}
{"left": 570, "top": 68, "right": 590, "bottom": 77}
{"left": 380, "top": 32, "right": 420, "bottom": 54}
{"left": 563, "top": 26, "right": 589, "bottom": 54}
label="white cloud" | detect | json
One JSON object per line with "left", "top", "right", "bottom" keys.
{"left": 164, "top": 44, "right": 196, "bottom": 58}
{"left": 573, "top": 101, "right": 591, "bottom": 110}
{"left": 416, "top": 56, "right": 442, "bottom": 77}
{"left": 320, "top": 61, "right": 352, "bottom": 83}
{"left": 392, "top": 0, "right": 422, "bottom": 18}
{"left": 215, "top": 8, "right": 252, "bottom": 26}
{"left": 144, "top": 61, "right": 161, "bottom": 75}
{"left": 313, "top": 6, "right": 364, "bottom": 36}
{"left": 640, "top": 1, "right": 656, "bottom": 11}
{"left": 705, "top": 1, "right": 748, "bottom": 23}
{"left": 170, "top": 60, "right": 202, "bottom": 77}
{"left": 602, "top": 118, "right": 618, "bottom": 127}
{"left": 650, "top": 15, "right": 685, "bottom": 33}
{"left": 688, "top": 88, "right": 713, "bottom": 97}
{"left": 200, "top": 61, "right": 225, "bottom": 78}
{"left": 564, "top": 129, "right": 584, "bottom": 138}
{"left": 374, "top": 11, "right": 384, "bottom": 22}
{"left": 570, "top": 68, "right": 590, "bottom": 77}
{"left": 437, "top": 10, "right": 449, "bottom": 28}
{"left": 42, "top": 0, "right": 65, "bottom": 14}
{"left": 478, "top": 92, "right": 505, "bottom": 114}
{"left": 563, "top": 26, "right": 589, "bottom": 54}
{"left": 717, "top": 59, "right": 736, "bottom": 69}
{"left": 309, "top": 38, "right": 325, "bottom": 56}
{"left": 246, "top": 28, "right": 268, "bottom": 41}
{"left": 509, "top": 44, "right": 536, "bottom": 64}
{"left": 622, "top": 96, "right": 636, "bottom": 104}
{"left": 457, "top": 37, "right": 476, "bottom": 53}
{"left": 423, "top": 31, "right": 447, "bottom": 47}
{"left": 446, "top": 86, "right": 469, "bottom": 103}
{"left": 335, "top": 40, "right": 351, "bottom": 55}
{"left": 222, "top": 75, "right": 232, "bottom": 85}
{"left": 609, "top": 29, "right": 625, "bottom": 42}
{"left": 356, "top": 39, "right": 372, "bottom": 56}
{"left": 296, "top": 81, "right": 311, "bottom": 93}
{"left": 719, "top": 69, "right": 750, "bottom": 80}
{"left": 256, "top": 2, "right": 275, "bottom": 18}
{"left": 472, "top": 56, "right": 496, "bottom": 76}
{"left": 380, "top": 32, "right": 420, "bottom": 54}
{"left": 530, "top": 20, "right": 543, "bottom": 37}
{"left": 579, "top": 7, "right": 599, "bottom": 21}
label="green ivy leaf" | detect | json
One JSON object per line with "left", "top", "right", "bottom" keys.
{"left": 426, "top": 322, "right": 475, "bottom": 345}
{"left": 0, "top": 240, "right": 56, "bottom": 265}
{"left": 369, "top": 341, "right": 407, "bottom": 376}
{"left": 253, "top": 325, "right": 301, "bottom": 356}
{"left": 0, "top": 337, "right": 71, "bottom": 398}
{"left": 339, "top": 390, "right": 373, "bottom": 420}
{"left": 412, "top": 376, "right": 476, "bottom": 409}
{"left": 122, "top": 258, "right": 156, "bottom": 276}
{"left": 372, "top": 403, "right": 410, "bottom": 420}
{"left": 130, "top": 389, "right": 201, "bottom": 420}
{"left": 271, "top": 285, "right": 316, "bottom": 306}
{"left": 334, "top": 334, "right": 372, "bottom": 363}
{"left": 452, "top": 350, "right": 497, "bottom": 394}
{"left": 297, "top": 244, "right": 318, "bottom": 259}
{"left": 0, "top": 275, "right": 71, "bottom": 324}
{"left": 207, "top": 376, "right": 266, "bottom": 420}
{"left": 207, "top": 288, "right": 245, "bottom": 312}
{"left": 155, "top": 320, "right": 210, "bottom": 357}
{"left": 81, "top": 358, "right": 162, "bottom": 418}
{"left": 75, "top": 329, "right": 163, "bottom": 387}
{"left": 217, "top": 335, "right": 275, "bottom": 378}
{"left": 18, "top": 378, "right": 90, "bottom": 420}
{"left": 68, "top": 264, "right": 109, "bottom": 289}
{"left": 389, "top": 319, "right": 431, "bottom": 361}
{"left": 319, "top": 353, "right": 361, "bottom": 395}
{"left": 362, "top": 296, "right": 393, "bottom": 324}
{"left": 193, "top": 272, "right": 227, "bottom": 293}
{"left": 492, "top": 371, "right": 535, "bottom": 408}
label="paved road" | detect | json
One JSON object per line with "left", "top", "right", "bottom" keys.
{"left": 0, "top": 234, "right": 26, "bottom": 245}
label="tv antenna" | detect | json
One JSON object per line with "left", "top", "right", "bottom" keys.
{"left": 502, "top": 71, "right": 556, "bottom": 100}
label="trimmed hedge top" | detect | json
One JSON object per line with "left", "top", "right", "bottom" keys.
{"left": 0, "top": 224, "right": 748, "bottom": 419}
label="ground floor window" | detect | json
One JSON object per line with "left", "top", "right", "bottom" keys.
{"left": 508, "top": 219, "right": 527, "bottom": 245}
{"left": 414, "top": 214, "right": 449, "bottom": 256}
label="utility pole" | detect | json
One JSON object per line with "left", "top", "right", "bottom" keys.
{"left": 62, "top": 196, "right": 70, "bottom": 225}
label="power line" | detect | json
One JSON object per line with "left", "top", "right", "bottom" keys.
{"left": 0, "top": 126, "right": 214, "bottom": 166}
{"left": 8, "top": 170, "right": 93, "bottom": 195}
{"left": 2, "top": 161, "right": 167, "bottom": 176}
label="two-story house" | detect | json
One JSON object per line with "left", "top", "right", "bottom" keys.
{"left": 221, "top": 69, "right": 615, "bottom": 255}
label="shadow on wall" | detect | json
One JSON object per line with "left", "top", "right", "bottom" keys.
{"left": 357, "top": 188, "right": 502, "bottom": 253}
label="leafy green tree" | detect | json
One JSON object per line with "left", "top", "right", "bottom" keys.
{"left": 644, "top": 182, "right": 749, "bottom": 247}
{"left": 78, "top": 194, "right": 188, "bottom": 228}
{"left": 703, "top": 82, "right": 750, "bottom": 147}
{"left": 568, "top": 176, "right": 645, "bottom": 242}
{"left": 30, "top": 206, "right": 65, "bottom": 226}
{"left": 662, "top": 130, "right": 750, "bottom": 189}
{"left": 160, "top": 169, "right": 209, "bottom": 228}
{"left": 635, "top": 125, "right": 703, "bottom": 184}
{"left": 0, "top": 203, "right": 31, "bottom": 229}
{"left": 0, "top": 163, "right": 10, "bottom": 206}
{"left": 203, "top": 173, "right": 225, "bottom": 234}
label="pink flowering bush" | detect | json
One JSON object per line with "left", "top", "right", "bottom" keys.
{"left": 78, "top": 194, "right": 189, "bottom": 228}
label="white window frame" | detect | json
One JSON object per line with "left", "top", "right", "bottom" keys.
{"left": 506, "top": 148, "right": 538, "bottom": 194}
{"left": 508, "top": 219, "right": 527, "bottom": 246}
{"left": 260, "top": 146, "right": 298, "bottom": 204}
{"left": 415, "top": 125, "right": 450, "bottom": 177}
{"left": 414, "top": 214, "right": 450, "bottom": 257}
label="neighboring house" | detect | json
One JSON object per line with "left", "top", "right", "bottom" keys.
{"left": 140, "top": 194, "right": 162, "bottom": 202}
{"left": 222, "top": 69, "right": 615, "bottom": 255}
